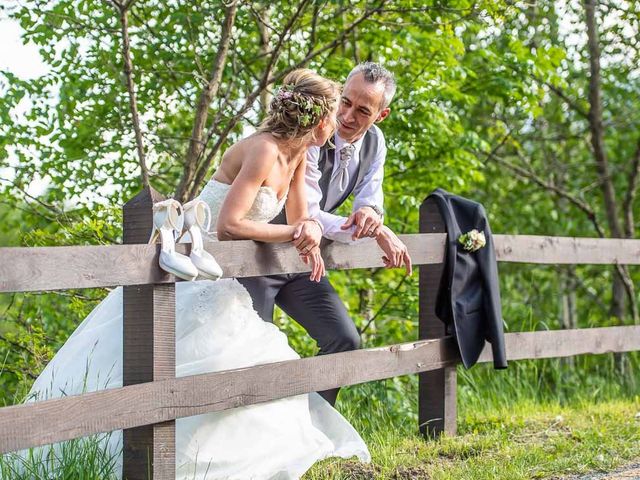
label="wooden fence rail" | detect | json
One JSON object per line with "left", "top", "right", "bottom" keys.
{"left": 0, "top": 188, "right": 638, "bottom": 479}
{"left": 3, "top": 234, "right": 640, "bottom": 293}
{"left": 1, "top": 326, "right": 638, "bottom": 455}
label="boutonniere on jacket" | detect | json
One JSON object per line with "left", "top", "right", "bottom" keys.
{"left": 458, "top": 229, "right": 486, "bottom": 252}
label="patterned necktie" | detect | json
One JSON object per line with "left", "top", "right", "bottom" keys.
{"left": 334, "top": 144, "right": 355, "bottom": 192}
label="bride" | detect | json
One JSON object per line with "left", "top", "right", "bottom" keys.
{"left": 24, "top": 69, "right": 370, "bottom": 479}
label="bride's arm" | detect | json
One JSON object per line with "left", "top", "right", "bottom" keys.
{"left": 216, "top": 142, "right": 297, "bottom": 242}
{"left": 284, "top": 156, "right": 325, "bottom": 281}
{"left": 284, "top": 155, "right": 310, "bottom": 224}
{"left": 285, "top": 156, "right": 323, "bottom": 247}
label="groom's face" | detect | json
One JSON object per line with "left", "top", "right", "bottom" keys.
{"left": 337, "top": 72, "right": 390, "bottom": 143}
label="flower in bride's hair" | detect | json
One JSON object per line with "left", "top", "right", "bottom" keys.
{"left": 299, "top": 113, "right": 312, "bottom": 127}
{"left": 269, "top": 81, "right": 336, "bottom": 131}
{"left": 458, "top": 229, "right": 486, "bottom": 252}
{"left": 275, "top": 84, "right": 295, "bottom": 101}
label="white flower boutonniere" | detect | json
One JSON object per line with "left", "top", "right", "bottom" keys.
{"left": 458, "top": 229, "right": 486, "bottom": 252}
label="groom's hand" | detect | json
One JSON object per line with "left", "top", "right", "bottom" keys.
{"left": 298, "top": 246, "right": 326, "bottom": 282}
{"left": 341, "top": 206, "right": 382, "bottom": 240}
{"left": 307, "top": 246, "right": 326, "bottom": 282}
{"left": 292, "top": 220, "right": 323, "bottom": 256}
{"left": 376, "top": 226, "right": 412, "bottom": 275}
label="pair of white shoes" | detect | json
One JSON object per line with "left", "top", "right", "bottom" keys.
{"left": 149, "top": 199, "right": 223, "bottom": 281}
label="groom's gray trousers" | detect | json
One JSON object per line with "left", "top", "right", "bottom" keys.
{"left": 238, "top": 274, "right": 360, "bottom": 406}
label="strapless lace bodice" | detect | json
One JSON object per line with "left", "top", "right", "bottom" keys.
{"left": 198, "top": 179, "right": 287, "bottom": 229}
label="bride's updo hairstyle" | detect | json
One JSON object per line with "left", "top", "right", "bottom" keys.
{"left": 259, "top": 69, "right": 339, "bottom": 141}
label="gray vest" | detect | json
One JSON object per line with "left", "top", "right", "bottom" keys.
{"left": 271, "top": 126, "right": 380, "bottom": 225}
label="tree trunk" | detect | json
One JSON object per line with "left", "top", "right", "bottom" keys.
{"left": 175, "top": 1, "right": 238, "bottom": 202}
{"left": 611, "top": 273, "right": 628, "bottom": 375}
{"left": 584, "top": 0, "right": 622, "bottom": 239}
{"left": 257, "top": 6, "right": 272, "bottom": 120}
{"left": 359, "top": 287, "right": 374, "bottom": 336}
{"left": 117, "top": 4, "right": 149, "bottom": 188}
{"left": 584, "top": 0, "right": 630, "bottom": 374}
{"left": 560, "top": 267, "right": 577, "bottom": 369}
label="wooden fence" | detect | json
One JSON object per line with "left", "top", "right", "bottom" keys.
{"left": 0, "top": 187, "right": 639, "bottom": 479}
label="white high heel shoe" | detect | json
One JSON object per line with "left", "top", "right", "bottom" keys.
{"left": 182, "top": 199, "right": 223, "bottom": 280}
{"left": 149, "top": 199, "right": 199, "bottom": 281}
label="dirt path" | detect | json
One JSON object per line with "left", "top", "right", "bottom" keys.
{"left": 561, "top": 463, "right": 640, "bottom": 480}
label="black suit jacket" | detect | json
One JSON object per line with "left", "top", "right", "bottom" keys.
{"left": 427, "top": 188, "right": 507, "bottom": 369}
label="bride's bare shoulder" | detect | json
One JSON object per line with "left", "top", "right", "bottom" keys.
{"left": 245, "top": 132, "right": 281, "bottom": 157}
{"left": 226, "top": 133, "right": 280, "bottom": 161}
{"left": 219, "top": 133, "right": 282, "bottom": 182}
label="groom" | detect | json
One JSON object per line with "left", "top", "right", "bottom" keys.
{"left": 239, "top": 62, "right": 411, "bottom": 405}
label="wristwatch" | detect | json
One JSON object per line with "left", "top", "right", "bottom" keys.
{"left": 366, "top": 205, "right": 383, "bottom": 217}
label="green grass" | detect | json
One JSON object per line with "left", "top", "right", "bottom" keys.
{"left": 0, "top": 433, "right": 119, "bottom": 480}
{"left": 4, "top": 398, "right": 637, "bottom": 480}
{"left": 303, "top": 355, "right": 640, "bottom": 479}
{"left": 304, "top": 390, "right": 640, "bottom": 479}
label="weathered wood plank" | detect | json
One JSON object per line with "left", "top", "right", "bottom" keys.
{"left": 3, "top": 234, "right": 640, "bottom": 293}
{"left": 419, "top": 197, "right": 457, "bottom": 437}
{"left": 480, "top": 326, "right": 640, "bottom": 362}
{"left": 122, "top": 286, "right": 177, "bottom": 480}
{"left": 1, "top": 326, "right": 638, "bottom": 454}
{"left": 122, "top": 188, "right": 175, "bottom": 480}
{"left": 493, "top": 235, "right": 640, "bottom": 264}
{"left": 0, "top": 336, "right": 459, "bottom": 454}
{"left": 0, "top": 234, "right": 441, "bottom": 293}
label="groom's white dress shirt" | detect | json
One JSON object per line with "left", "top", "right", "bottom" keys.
{"left": 306, "top": 126, "right": 386, "bottom": 243}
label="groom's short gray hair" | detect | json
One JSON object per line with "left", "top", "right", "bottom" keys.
{"left": 346, "top": 62, "right": 396, "bottom": 110}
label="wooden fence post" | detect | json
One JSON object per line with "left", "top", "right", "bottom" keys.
{"left": 419, "top": 197, "right": 457, "bottom": 437}
{"left": 122, "top": 187, "right": 176, "bottom": 479}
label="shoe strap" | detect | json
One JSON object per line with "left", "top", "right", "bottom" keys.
{"left": 152, "top": 199, "right": 184, "bottom": 234}
{"left": 197, "top": 201, "right": 212, "bottom": 232}
{"left": 184, "top": 199, "right": 212, "bottom": 233}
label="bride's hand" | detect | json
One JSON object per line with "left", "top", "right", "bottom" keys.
{"left": 292, "top": 220, "right": 323, "bottom": 255}
{"left": 300, "top": 246, "right": 325, "bottom": 282}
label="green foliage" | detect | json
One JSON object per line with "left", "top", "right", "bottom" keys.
{"left": 0, "top": 203, "right": 116, "bottom": 403}
{"left": 1, "top": 0, "right": 524, "bottom": 402}
{"left": 0, "top": 2, "right": 639, "bottom": 476}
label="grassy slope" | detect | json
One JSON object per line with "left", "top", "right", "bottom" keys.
{"left": 305, "top": 394, "right": 640, "bottom": 479}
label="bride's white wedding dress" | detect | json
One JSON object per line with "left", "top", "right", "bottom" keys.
{"left": 25, "top": 179, "right": 370, "bottom": 479}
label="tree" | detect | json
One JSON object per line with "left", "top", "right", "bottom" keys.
{"left": 465, "top": 0, "right": 640, "bottom": 373}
